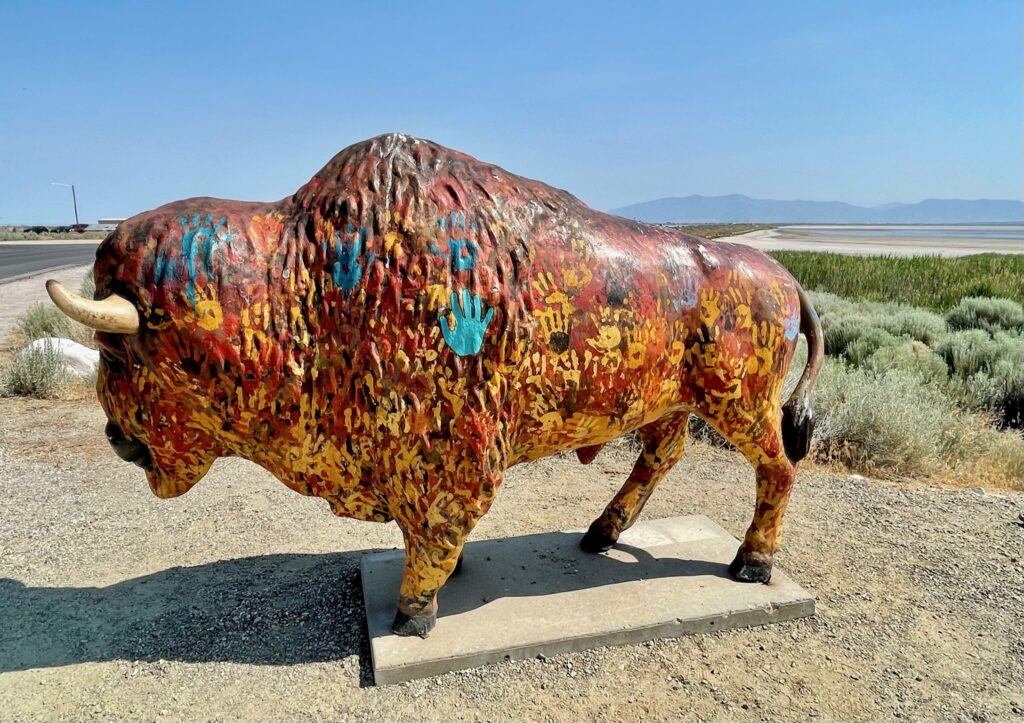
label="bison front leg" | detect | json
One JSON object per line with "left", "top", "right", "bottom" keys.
{"left": 389, "top": 466, "right": 501, "bottom": 637}
{"left": 391, "top": 532, "right": 467, "bottom": 637}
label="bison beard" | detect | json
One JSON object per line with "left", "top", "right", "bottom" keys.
{"left": 52, "top": 133, "right": 823, "bottom": 637}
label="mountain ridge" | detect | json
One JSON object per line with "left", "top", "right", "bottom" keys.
{"left": 610, "top": 195, "right": 1024, "bottom": 224}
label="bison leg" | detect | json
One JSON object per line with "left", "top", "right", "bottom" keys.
{"left": 575, "top": 443, "right": 605, "bottom": 465}
{"left": 391, "top": 532, "right": 466, "bottom": 637}
{"left": 390, "top": 466, "right": 500, "bottom": 637}
{"left": 701, "top": 411, "right": 796, "bottom": 584}
{"left": 729, "top": 452, "right": 796, "bottom": 583}
{"left": 580, "top": 412, "right": 689, "bottom": 553}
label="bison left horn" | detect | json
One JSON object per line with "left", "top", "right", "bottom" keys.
{"left": 46, "top": 280, "right": 140, "bottom": 334}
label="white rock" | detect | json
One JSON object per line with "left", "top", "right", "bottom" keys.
{"left": 23, "top": 337, "right": 99, "bottom": 377}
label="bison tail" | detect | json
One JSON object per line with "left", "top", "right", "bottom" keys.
{"left": 781, "top": 283, "right": 824, "bottom": 464}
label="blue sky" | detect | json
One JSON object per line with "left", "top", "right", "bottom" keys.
{"left": 1, "top": 0, "right": 1021, "bottom": 223}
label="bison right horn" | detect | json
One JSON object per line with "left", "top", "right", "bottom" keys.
{"left": 46, "top": 280, "right": 140, "bottom": 334}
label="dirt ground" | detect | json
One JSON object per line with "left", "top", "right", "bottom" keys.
{"left": 1, "top": 394, "right": 1022, "bottom": 722}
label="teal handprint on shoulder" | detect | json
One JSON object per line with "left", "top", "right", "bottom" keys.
{"left": 333, "top": 226, "right": 375, "bottom": 296}
{"left": 440, "top": 289, "right": 494, "bottom": 356}
{"left": 178, "top": 213, "right": 233, "bottom": 306}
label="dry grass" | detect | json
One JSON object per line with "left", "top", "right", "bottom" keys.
{"left": 0, "top": 230, "right": 107, "bottom": 241}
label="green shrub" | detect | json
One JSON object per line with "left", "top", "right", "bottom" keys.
{"left": 822, "top": 316, "right": 864, "bottom": 356}
{"left": 935, "top": 330, "right": 1019, "bottom": 376}
{"left": 807, "top": 290, "right": 856, "bottom": 319}
{"left": 810, "top": 359, "right": 1024, "bottom": 485}
{"left": 931, "top": 331, "right": 1024, "bottom": 428}
{"left": 844, "top": 327, "right": 901, "bottom": 367}
{"left": 0, "top": 342, "right": 71, "bottom": 398}
{"left": 946, "top": 297, "right": 1024, "bottom": 334}
{"left": 813, "top": 293, "right": 947, "bottom": 359}
{"left": 864, "top": 342, "right": 949, "bottom": 384}
{"left": 873, "top": 307, "right": 947, "bottom": 346}
{"left": 16, "top": 303, "right": 72, "bottom": 342}
{"left": 812, "top": 360, "right": 949, "bottom": 477}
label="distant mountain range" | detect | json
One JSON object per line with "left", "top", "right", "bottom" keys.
{"left": 610, "top": 195, "right": 1024, "bottom": 224}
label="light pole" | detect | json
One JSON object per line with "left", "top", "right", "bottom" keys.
{"left": 50, "top": 182, "right": 79, "bottom": 225}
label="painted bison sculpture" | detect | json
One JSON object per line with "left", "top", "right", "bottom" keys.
{"left": 47, "top": 133, "right": 823, "bottom": 636}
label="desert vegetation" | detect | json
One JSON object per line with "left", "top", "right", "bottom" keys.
{"left": 1, "top": 270, "right": 97, "bottom": 399}
{"left": 770, "top": 252, "right": 1024, "bottom": 489}
{"left": 770, "top": 250, "right": 1024, "bottom": 308}
{"left": 670, "top": 223, "right": 777, "bottom": 239}
{"left": 0, "top": 230, "right": 107, "bottom": 241}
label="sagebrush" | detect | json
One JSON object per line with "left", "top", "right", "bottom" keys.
{"left": 0, "top": 342, "right": 71, "bottom": 398}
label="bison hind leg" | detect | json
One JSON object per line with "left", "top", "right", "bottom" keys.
{"left": 580, "top": 412, "right": 690, "bottom": 553}
{"left": 706, "top": 413, "right": 797, "bottom": 585}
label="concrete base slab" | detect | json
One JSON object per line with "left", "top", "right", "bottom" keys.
{"left": 361, "top": 515, "right": 814, "bottom": 685}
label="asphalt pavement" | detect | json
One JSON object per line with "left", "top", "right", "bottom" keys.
{"left": 0, "top": 244, "right": 98, "bottom": 283}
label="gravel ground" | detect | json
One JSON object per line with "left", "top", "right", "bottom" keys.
{"left": 1, "top": 397, "right": 1022, "bottom": 722}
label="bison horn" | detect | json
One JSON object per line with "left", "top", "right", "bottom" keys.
{"left": 46, "top": 280, "right": 140, "bottom": 334}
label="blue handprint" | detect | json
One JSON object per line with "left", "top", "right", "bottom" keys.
{"left": 784, "top": 311, "right": 800, "bottom": 340}
{"left": 178, "top": 213, "right": 233, "bottom": 306}
{"left": 440, "top": 289, "right": 494, "bottom": 356}
{"left": 674, "top": 276, "right": 700, "bottom": 311}
{"left": 333, "top": 226, "right": 375, "bottom": 296}
{"left": 432, "top": 212, "right": 478, "bottom": 271}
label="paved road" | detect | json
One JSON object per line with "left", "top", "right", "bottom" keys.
{"left": 0, "top": 244, "right": 98, "bottom": 282}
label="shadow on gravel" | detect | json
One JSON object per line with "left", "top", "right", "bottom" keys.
{"left": 0, "top": 551, "right": 380, "bottom": 683}
{"left": 0, "top": 534, "right": 732, "bottom": 683}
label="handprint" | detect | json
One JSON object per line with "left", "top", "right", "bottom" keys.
{"left": 333, "top": 226, "right": 375, "bottom": 296}
{"left": 179, "top": 213, "right": 233, "bottom": 306}
{"left": 674, "top": 276, "right": 699, "bottom": 311}
{"left": 783, "top": 310, "right": 800, "bottom": 340}
{"left": 440, "top": 289, "right": 494, "bottom": 356}
{"left": 435, "top": 212, "right": 478, "bottom": 271}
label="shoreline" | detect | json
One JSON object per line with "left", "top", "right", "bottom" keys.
{"left": 717, "top": 226, "right": 1024, "bottom": 257}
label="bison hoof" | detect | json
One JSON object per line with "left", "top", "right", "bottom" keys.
{"left": 580, "top": 526, "right": 617, "bottom": 553}
{"left": 392, "top": 610, "right": 436, "bottom": 638}
{"left": 728, "top": 551, "right": 773, "bottom": 583}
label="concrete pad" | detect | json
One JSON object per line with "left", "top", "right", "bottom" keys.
{"left": 361, "top": 515, "right": 814, "bottom": 685}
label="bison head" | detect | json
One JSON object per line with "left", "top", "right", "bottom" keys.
{"left": 47, "top": 202, "right": 295, "bottom": 498}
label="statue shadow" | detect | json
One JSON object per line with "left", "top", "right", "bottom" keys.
{"left": 0, "top": 551, "right": 380, "bottom": 684}
{"left": 1, "top": 531, "right": 732, "bottom": 682}
{"left": 433, "top": 531, "right": 731, "bottom": 618}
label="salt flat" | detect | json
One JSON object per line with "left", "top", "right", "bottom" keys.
{"left": 720, "top": 225, "right": 1024, "bottom": 257}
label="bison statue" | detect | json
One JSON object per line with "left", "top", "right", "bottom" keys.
{"left": 47, "top": 133, "right": 823, "bottom": 637}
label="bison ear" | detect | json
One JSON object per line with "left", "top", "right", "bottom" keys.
{"left": 46, "top": 280, "right": 140, "bottom": 334}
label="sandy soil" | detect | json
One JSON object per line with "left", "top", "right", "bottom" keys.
{"left": 1, "top": 396, "right": 1021, "bottom": 722}
{"left": 719, "top": 226, "right": 1024, "bottom": 257}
